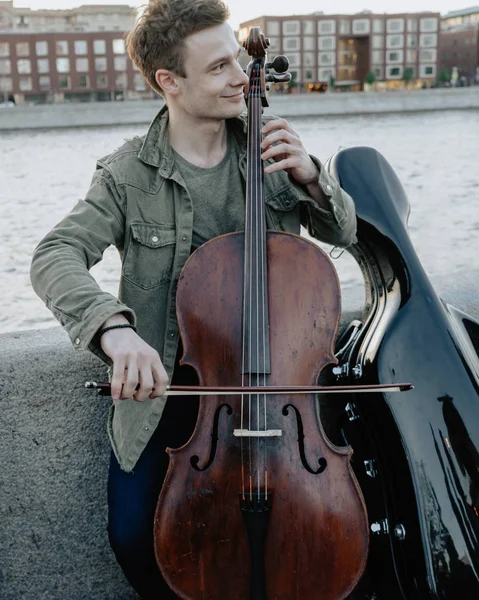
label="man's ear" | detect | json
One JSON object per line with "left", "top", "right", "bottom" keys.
{"left": 155, "top": 69, "right": 181, "bottom": 95}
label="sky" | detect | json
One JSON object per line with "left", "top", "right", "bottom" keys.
{"left": 13, "top": 0, "right": 460, "bottom": 29}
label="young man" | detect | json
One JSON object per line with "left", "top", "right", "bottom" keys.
{"left": 31, "top": 1, "right": 356, "bottom": 597}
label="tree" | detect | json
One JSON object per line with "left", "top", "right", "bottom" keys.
{"left": 287, "top": 72, "right": 297, "bottom": 93}
{"left": 364, "top": 71, "right": 376, "bottom": 85}
{"left": 328, "top": 74, "right": 335, "bottom": 91}
{"left": 439, "top": 68, "right": 450, "bottom": 86}
{"left": 403, "top": 67, "right": 414, "bottom": 88}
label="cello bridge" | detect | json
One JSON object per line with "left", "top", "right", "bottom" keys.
{"left": 233, "top": 429, "right": 282, "bottom": 437}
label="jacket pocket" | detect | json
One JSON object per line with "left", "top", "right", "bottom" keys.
{"left": 122, "top": 222, "right": 176, "bottom": 290}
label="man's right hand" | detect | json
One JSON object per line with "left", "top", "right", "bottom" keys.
{"left": 100, "top": 315, "right": 169, "bottom": 402}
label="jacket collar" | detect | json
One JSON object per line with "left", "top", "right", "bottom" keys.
{"left": 138, "top": 104, "right": 248, "bottom": 175}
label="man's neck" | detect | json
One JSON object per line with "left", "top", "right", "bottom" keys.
{"left": 167, "top": 108, "right": 228, "bottom": 168}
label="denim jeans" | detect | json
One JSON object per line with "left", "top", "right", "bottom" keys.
{"left": 107, "top": 362, "right": 199, "bottom": 599}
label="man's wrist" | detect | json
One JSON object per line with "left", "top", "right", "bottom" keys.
{"left": 101, "top": 313, "right": 130, "bottom": 329}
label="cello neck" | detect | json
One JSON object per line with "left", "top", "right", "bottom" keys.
{"left": 243, "top": 49, "right": 271, "bottom": 376}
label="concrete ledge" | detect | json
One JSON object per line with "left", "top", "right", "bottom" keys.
{"left": 0, "top": 87, "right": 478, "bottom": 131}
{"left": 1, "top": 272, "right": 477, "bottom": 599}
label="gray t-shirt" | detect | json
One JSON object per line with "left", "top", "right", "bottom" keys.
{"left": 172, "top": 129, "right": 245, "bottom": 250}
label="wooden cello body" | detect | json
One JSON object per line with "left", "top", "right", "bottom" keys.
{"left": 153, "top": 28, "right": 369, "bottom": 600}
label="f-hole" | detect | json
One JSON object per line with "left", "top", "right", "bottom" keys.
{"left": 190, "top": 403, "right": 233, "bottom": 472}
{"left": 283, "top": 404, "right": 327, "bottom": 474}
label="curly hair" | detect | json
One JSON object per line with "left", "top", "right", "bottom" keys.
{"left": 126, "top": 0, "right": 230, "bottom": 95}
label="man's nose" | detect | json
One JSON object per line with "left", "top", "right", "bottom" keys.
{"left": 233, "top": 62, "right": 249, "bottom": 87}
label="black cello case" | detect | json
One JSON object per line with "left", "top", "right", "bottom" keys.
{"left": 321, "top": 147, "right": 479, "bottom": 599}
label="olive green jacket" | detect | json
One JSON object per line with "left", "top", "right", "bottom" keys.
{"left": 30, "top": 106, "right": 357, "bottom": 472}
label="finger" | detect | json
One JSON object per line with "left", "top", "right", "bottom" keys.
{"left": 134, "top": 367, "right": 155, "bottom": 402}
{"left": 121, "top": 358, "right": 139, "bottom": 399}
{"left": 261, "top": 143, "right": 297, "bottom": 162}
{"left": 151, "top": 360, "right": 169, "bottom": 399}
{"left": 261, "top": 129, "right": 297, "bottom": 149}
{"left": 261, "top": 118, "right": 290, "bottom": 135}
{"left": 110, "top": 356, "right": 126, "bottom": 400}
{"left": 264, "top": 158, "right": 296, "bottom": 174}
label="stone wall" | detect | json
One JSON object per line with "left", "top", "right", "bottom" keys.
{"left": 0, "top": 87, "right": 478, "bottom": 131}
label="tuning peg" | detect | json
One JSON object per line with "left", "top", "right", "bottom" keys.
{"left": 265, "top": 55, "right": 289, "bottom": 74}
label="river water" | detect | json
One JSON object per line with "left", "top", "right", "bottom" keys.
{"left": 1, "top": 109, "right": 478, "bottom": 334}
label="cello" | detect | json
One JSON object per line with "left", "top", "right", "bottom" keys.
{"left": 152, "top": 27, "right": 369, "bottom": 600}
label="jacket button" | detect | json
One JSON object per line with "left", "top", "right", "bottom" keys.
{"left": 285, "top": 200, "right": 290, "bottom": 206}
{"left": 326, "top": 184, "right": 332, "bottom": 192}
{"left": 152, "top": 236, "right": 159, "bottom": 242}
{"left": 182, "top": 236, "right": 187, "bottom": 241}
{"left": 74, "top": 338, "right": 80, "bottom": 345}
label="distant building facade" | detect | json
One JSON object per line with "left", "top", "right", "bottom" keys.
{"left": 439, "top": 7, "right": 479, "bottom": 84}
{"left": 239, "top": 11, "right": 440, "bottom": 92}
{"left": 0, "top": 1, "right": 156, "bottom": 103}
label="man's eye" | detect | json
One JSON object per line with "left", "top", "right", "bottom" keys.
{"left": 213, "top": 63, "right": 225, "bottom": 72}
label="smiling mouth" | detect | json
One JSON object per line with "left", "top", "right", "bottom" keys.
{"left": 223, "top": 92, "right": 244, "bottom": 98}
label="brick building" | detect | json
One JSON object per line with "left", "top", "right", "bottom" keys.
{"left": 239, "top": 11, "right": 440, "bottom": 91}
{"left": 0, "top": 1, "right": 157, "bottom": 103}
{"left": 439, "top": 7, "right": 479, "bottom": 84}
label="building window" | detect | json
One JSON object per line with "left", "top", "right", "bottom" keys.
{"left": 283, "top": 37, "right": 300, "bottom": 51}
{"left": 303, "top": 37, "right": 315, "bottom": 51}
{"left": 407, "top": 19, "right": 417, "bottom": 33}
{"left": 372, "top": 50, "right": 383, "bottom": 64}
{"left": 0, "top": 42, "right": 9, "bottom": 57}
{"left": 420, "top": 18, "right": 438, "bottom": 32}
{"left": 387, "top": 51, "right": 403, "bottom": 63}
{"left": 420, "top": 64, "right": 435, "bottom": 77}
{"left": 113, "top": 39, "right": 126, "bottom": 54}
{"left": 387, "top": 65, "right": 402, "bottom": 78}
{"left": 352, "top": 19, "right": 370, "bottom": 35}
{"left": 96, "top": 73, "right": 108, "bottom": 88}
{"left": 386, "top": 35, "right": 403, "bottom": 49}
{"left": 303, "top": 52, "right": 315, "bottom": 67}
{"left": 15, "top": 42, "right": 29, "bottom": 57}
{"left": 420, "top": 34, "right": 437, "bottom": 48}
{"left": 318, "top": 52, "right": 335, "bottom": 66}
{"left": 373, "top": 66, "right": 384, "bottom": 79}
{"left": 59, "top": 75, "right": 71, "bottom": 89}
{"left": 115, "top": 72, "right": 127, "bottom": 88}
{"left": 303, "top": 20, "right": 314, "bottom": 35}
{"left": 17, "top": 59, "right": 31, "bottom": 74}
{"left": 304, "top": 69, "right": 314, "bottom": 81}
{"left": 405, "top": 65, "right": 416, "bottom": 77}
{"left": 318, "top": 67, "right": 335, "bottom": 82}
{"left": 419, "top": 49, "right": 436, "bottom": 62}
{"left": 35, "top": 41, "right": 48, "bottom": 56}
{"left": 319, "top": 37, "right": 335, "bottom": 51}
{"left": 0, "top": 59, "right": 11, "bottom": 75}
{"left": 95, "top": 57, "right": 107, "bottom": 72}
{"left": 407, "top": 50, "right": 417, "bottom": 62}
{"left": 134, "top": 72, "right": 146, "bottom": 90}
{"left": 318, "top": 20, "right": 335, "bottom": 35}
{"left": 372, "top": 36, "right": 384, "bottom": 49}
{"left": 56, "top": 58, "right": 70, "bottom": 73}
{"left": 38, "top": 75, "right": 50, "bottom": 90}
{"left": 19, "top": 76, "right": 32, "bottom": 91}
{"left": 267, "top": 21, "right": 280, "bottom": 36}
{"left": 0, "top": 76, "right": 13, "bottom": 91}
{"left": 339, "top": 20, "right": 351, "bottom": 35}
{"left": 37, "top": 58, "right": 49, "bottom": 73}
{"left": 93, "top": 39, "right": 106, "bottom": 54}
{"left": 387, "top": 19, "right": 404, "bottom": 33}
{"left": 56, "top": 40, "right": 69, "bottom": 55}
{"left": 373, "top": 19, "right": 384, "bottom": 33}
{"left": 283, "top": 20, "right": 300, "bottom": 35}
{"left": 286, "top": 53, "right": 300, "bottom": 68}
{"left": 407, "top": 35, "right": 417, "bottom": 48}
{"left": 78, "top": 74, "right": 89, "bottom": 88}
{"left": 76, "top": 58, "right": 89, "bottom": 72}
{"left": 114, "top": 56, "right": 127, "bottom": 71}
{"left": 268, "top": 37, "right": 280, "bottom": 52}
{"left": 74, "top": 40, "right": 88, "bottom": 55}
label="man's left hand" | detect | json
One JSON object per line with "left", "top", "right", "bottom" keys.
{"left": 261, "top": 118, "right": 318, "bottom": 186}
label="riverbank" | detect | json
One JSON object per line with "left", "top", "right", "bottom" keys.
{"left": 0, "top": 87, "right": 477, "bottom": 131}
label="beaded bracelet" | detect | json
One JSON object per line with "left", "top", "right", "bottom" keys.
{"left": 98, "top": 323, "right": 137, "bottom": 337}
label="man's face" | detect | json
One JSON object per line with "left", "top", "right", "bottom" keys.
{"left": 174, "top": 22, "right": 249, "bottom": 121}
